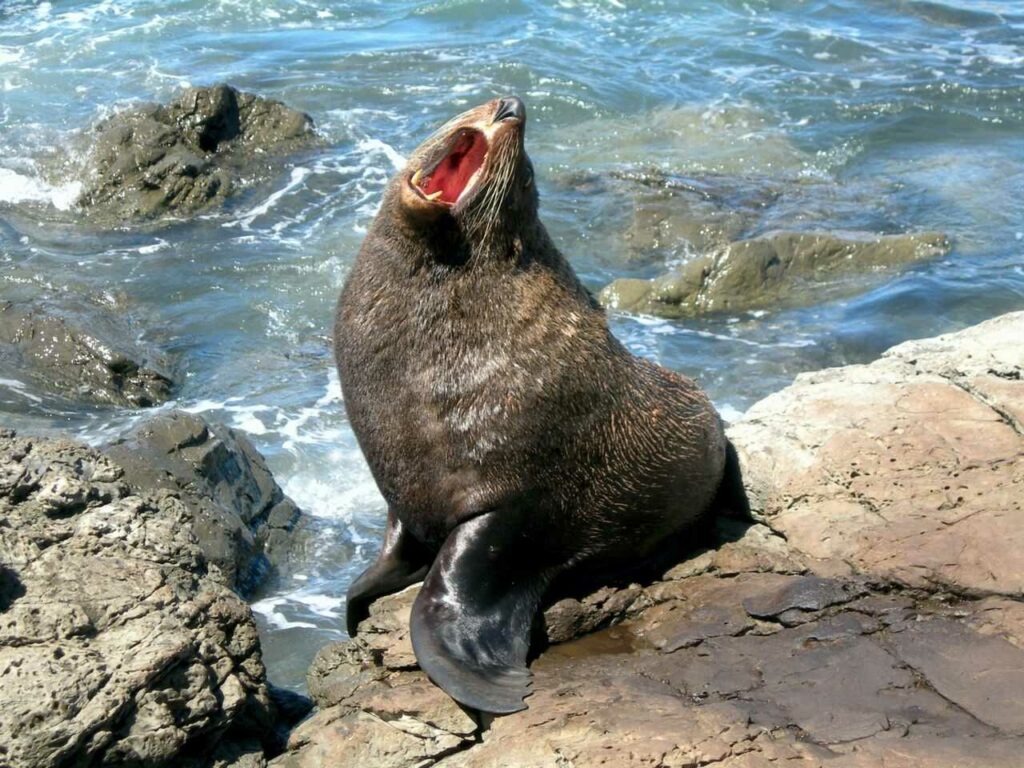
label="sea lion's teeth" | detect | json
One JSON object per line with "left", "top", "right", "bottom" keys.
{"left": 411, "top": 169, "right": 423, "bottom": 187}
{"left": 424, "top": 190, "right": 443, "bottom": 201}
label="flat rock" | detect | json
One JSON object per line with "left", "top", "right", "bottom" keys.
{"left": 0, "top": 430, "right": 279, "bottom": 767}
{"left": 0, "top": 298, "right": 174, "bottom": 408}
{"left": 273, "top": 312, "right": 1024, "bottom": 767}
{"left": 729, "top": 310, "right": 1024, "bottom": 597}
{"left": 599, "top": 230, "right": 950, "bottom": 317}
{"left": 76, "top": 84, "right": 316, "bottom": 225}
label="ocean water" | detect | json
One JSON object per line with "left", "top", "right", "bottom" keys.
{"left": 2, "top": 0, "right": 1023, "bottom": 691}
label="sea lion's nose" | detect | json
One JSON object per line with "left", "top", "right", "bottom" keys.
{"left": 493, "top": 96, "right": 526, "bottom": 123}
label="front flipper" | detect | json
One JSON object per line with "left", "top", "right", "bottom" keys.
{"left": 410, "top": 511, "right": 553, "bottom": 714}
{"left": 347, "top": 507, "right": 431, "bottom": 636}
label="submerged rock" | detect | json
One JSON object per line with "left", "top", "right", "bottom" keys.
{"left": 599, "top": 229, "right": 950, "bottom": 317}
{"left": 0, "top": 430, "right": 278, "bottom": 768}
{"left": 104, "top": 411, "right": 307, "bottom": 596}
{"left": 556, "top": 169, "right": 780, "bottom": 268}
{"left": 550, "top": 104, "right": 809, "bottom": 177}
{"left": 0, "top": 298, "right": 174, "bottom": 408}
{"left": 273, "top": 312, "right": 1024, "bottom": 767}
{"left": 76, "top": 84, "right": 316, "bottom": 225}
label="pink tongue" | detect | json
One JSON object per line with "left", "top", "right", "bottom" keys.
{"left": 422, "top": 130, "right": 488, "bottom": 203}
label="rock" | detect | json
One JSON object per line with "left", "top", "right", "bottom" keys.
{"left": 103, "top": 411, "right": 307, "bottom": 596}
{"left": 729, "top": 310, "right": 1024, "bottom": 597}
{"left": 598, "top": 230, "right": 950, "bottom": 317}
{"left": 0, "top": 298, "right": 174, "bottom": 408}
{"left": 76, "top": 84, "right": 316, "bottom": 225}
{"left": 0, "top": 430, "right": 279, "bottom": 767}
{"left": 273, "top": 312, "right": 1023, "bottom": 767}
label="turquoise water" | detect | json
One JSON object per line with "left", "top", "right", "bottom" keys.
{"left": 2, "top": 0, "right": 1023, "bottom": 690}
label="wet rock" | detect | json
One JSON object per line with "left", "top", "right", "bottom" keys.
{"left": 76, "top": 84, "right": 316, "bottom": 225}
{"left": 599, "top": 230, "right": 950, "bottom": 317}
{"left": 274, "top": 312, "right": 1023, "bottom": 767}
{"left": 103, "top": 410, "right": 307, "bottom": 596}
{"left": 0, "top": 298, "right": 174, "bottom": 408}
{"left": 0, "top": 431, "right": 279, "bottom": 768}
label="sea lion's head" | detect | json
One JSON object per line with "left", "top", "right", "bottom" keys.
{"left": 384, "top": 97, "right": 537, "bottom": 261}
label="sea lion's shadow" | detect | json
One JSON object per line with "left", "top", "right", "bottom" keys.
{"left": 530, "top": 439, "right": 752, "bottom": 660}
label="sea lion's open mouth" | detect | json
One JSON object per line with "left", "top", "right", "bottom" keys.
{"left": 410, "top": 128, "right": 489, "bottom": 206}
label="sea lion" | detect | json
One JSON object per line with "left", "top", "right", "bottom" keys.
{"left": 334, "top": 96, "right": 727, "bottom": 714}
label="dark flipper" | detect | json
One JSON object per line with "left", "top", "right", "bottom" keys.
{"left": 410, "top": 511, "right": 553, "bottom": 714}
{"left": 346, "top": 507, "right": 431, "bottom": 636}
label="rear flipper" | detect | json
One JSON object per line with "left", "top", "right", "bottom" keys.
{"left": 346, "top": 506, "right": 431, "bottom": 636}
{"left": 410, "top": 511, "right": 553, "bottom": 714}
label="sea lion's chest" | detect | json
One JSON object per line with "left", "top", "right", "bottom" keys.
{"left": 336, "top": 266, "right": 571, "bottom": 525}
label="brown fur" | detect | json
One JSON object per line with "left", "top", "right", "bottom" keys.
{"left": 334, "top": 98, "right": 727, "bottom": 712}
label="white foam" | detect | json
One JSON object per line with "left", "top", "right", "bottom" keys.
{"left": 181, "top": 398, "right": 278, "bottom": 436}
{"left": 251, "top": 589, "right": 345, "bottom": 630}
{"left": 355, "top": 138, "right": 406, "bottom": 172}
{"left": 250, "top": 596, "right": 318, "bottom": 630}
{"left": 717, "top": 404, "right": 746, "bottom": 425}
{"left": 0, "top": 377, "right": 43, "bottom": 403}
{"left": 316, "top": 368, "right": 342, "bottom": 407}
{"left": 0, "top": 46, "right": 23, "bottom": 66}
{"left": 137, "top": 239, "right": 168, "bottom": 255}
{"left": 223, "top": 166, "right": 312, "bottom": 231}
{"left": 0, "top": 168, "right": 81, "bottom": 211}
{"left": 977, "top": 43, "right": 1024, "bottom": 66}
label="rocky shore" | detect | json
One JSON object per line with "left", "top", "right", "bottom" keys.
{"left": 1, "top": 84, "right": 1021, "bottom": 768}
{"left": 2, "top": 311, "right": 1021, "bottom": 768}
{"left": 271, "top": 311, "right": 1023, "bottom": 768}
{"left": 0, "top": 412, "right": 308, "bottom": 767}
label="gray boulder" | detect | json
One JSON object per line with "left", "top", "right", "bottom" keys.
{"left": 104, "top": 411, "right": 307, "bottom": 596}
{"left": 0, "top": 298, "right": 174, "bottom": 408}
{"left": 0, "top": 430, "right": 276, "bottom": 767}
{"left": 599, "top": 230, "right": 950, "bottom": 317}
{"left": 76, "top": 84, "right": 316, "bottom": 225}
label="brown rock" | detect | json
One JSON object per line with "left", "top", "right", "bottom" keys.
{"left": 0, "top": 431, "right": 277, "bottom": 767}
{"left": 729, "top": 311, "right": 1024, "bottom": 597}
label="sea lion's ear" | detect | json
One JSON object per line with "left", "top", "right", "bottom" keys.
{"left": 398, "top": 172, "right": 449, "bottom": 227}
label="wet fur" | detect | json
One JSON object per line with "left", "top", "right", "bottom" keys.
{"left": 334, "top": 99, "right": 727, "bottom": 712}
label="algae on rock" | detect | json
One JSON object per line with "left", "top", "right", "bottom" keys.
{"left": 599, "top": 230, "right": 950, "bottom": 317}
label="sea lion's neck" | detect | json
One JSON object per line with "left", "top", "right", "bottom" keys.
{"left": 369, "top": 204, "right": 567, "bottom": 277}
